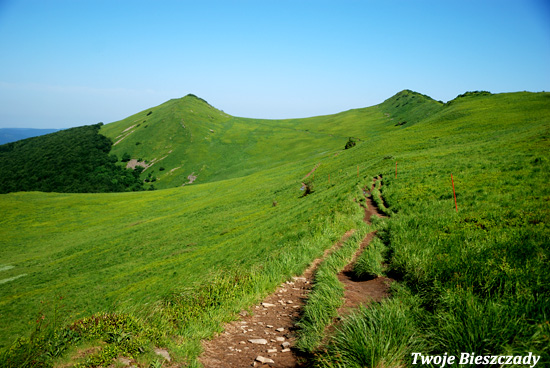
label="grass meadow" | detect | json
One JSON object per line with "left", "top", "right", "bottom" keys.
{"left": 0, "top": 90, "right": 548, "bottom": 366}
{"left": 307, "top": 92, "right": 550, "bottom": 366}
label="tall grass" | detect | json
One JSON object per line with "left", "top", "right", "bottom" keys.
{"left": 0, "top": 147, "right": 366, "bottom": 366}
{"left": 313, "top": 92, "right": 550, "bottom": 366}
{"left": 352, "top": 236, "right": 387, "bottom": 279}
{"left": 295, "top": 225, "right": 370, "bottom": 353}
{"left": 316, "top": 285, "right": 424, "bottom": 368}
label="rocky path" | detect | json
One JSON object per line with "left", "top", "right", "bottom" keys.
{"left": 199, "top": 176, "right": 390, "bottom": 368}
{"left": 199, "top": 231, "right": 355, "bottom": 368}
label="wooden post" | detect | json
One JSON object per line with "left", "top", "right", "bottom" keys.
{"left": 451, "top": 173, "right": 458, "bottom": 212}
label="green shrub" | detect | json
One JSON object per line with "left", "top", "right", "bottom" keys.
{"left": 302, "top": 180, "right": 314, "bottom": 197}
{"left": 344, "top": 137, "right": 356, "bottom": 149}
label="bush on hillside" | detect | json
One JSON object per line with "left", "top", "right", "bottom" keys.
{"left": 446, "top": 91, "right": 493, "bottom": 106}
{"left": 301, "top": 180, "right": 314, "bottom": 197}
{"left": 455, "top": 90, "right": 492, "bottom": 99}
{"left": 345, "top": 137, "right": 357, "bottom": 149}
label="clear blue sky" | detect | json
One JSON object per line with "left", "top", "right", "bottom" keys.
{"left": 0, "top": 0, "right": 549, "bottom": 128}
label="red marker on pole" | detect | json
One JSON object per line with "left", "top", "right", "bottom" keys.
{"left": 451, "top": 173, "right": 458, "bottom": 212}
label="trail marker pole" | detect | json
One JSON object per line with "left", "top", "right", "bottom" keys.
{"left": 451, "top": 173, "right": 458, "bottom": 212}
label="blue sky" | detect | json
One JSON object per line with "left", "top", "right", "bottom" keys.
{"left": 0, "top": 0, "right": 549, "bottom": 128}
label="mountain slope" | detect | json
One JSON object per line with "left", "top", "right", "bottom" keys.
{"left": 101, "top": 94, "right": 354, "bottom": 188}
{"left": 102, "top": 90, "right": 445, "bottom": 189}
{"left": 1, "top": 90, "right": 548, "bottom": 366}
{"left": 379, "top": 89, "right": 444, "bottom": 127}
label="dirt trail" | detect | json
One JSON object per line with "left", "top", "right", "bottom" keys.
{"left": 199, "top": 177, "right": 390, "bottom": 368}
{"left": 337, "top": 177, "right": 392, "bottom": 316}
{"left": 302, "top": 163, "right": 320, "bottom": 180}
{"left": 199, "top": 231, "right": 355, "bottom": 368}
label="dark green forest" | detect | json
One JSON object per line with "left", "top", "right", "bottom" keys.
{"left": 0, "top": 124, "right": 144, "bottom": 194}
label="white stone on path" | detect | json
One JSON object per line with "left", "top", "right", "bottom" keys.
{"left": 249, "top": 338, "right": 268, "bottom": 345}
{"left": 262, "top": 302, "right": 276, "bottom": 307}
{"left": 256, "top": 356, "right": 275, "bottom": 364}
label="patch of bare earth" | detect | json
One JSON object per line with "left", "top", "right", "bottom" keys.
{"left": 125, "top": 158, "right": 148, "bottom": 170}
{"left": 182, "top": 172, "right": 198, "bottom": 186}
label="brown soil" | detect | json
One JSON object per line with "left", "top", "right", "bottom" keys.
{"left": 198, "top": 177, "right": 391, "bottom": 368}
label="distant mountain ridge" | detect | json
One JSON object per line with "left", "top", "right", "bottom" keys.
{"left": 0, "top": 128, "right": 59, "bottom": 145}
{"left": 1, "top": 90, "right": 533, "bottom": 194}
{"left": 101, "top": 91, "right": 444, "bottom": 189}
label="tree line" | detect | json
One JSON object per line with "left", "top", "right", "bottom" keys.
{"left": 0, "top": 123, "right": 144, "bottom": 194}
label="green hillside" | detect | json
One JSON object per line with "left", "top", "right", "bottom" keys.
{"left": 102, "top": 91, "right": 445, "bottom": 189}
{"left": 1, "top": 90, "right": 548, "bottom": 367}
{"left": 101, "top": 94, "right": 351, "bottom": 188}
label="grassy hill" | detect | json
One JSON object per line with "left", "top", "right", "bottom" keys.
{"left": 1, "top": 90, "right": 548, "bottom": 367}
{"left": 102, "top": 92, "right": 445, "bottom": 189}
{"left": 101, "top": 94, "right": 351, "bottom": 188}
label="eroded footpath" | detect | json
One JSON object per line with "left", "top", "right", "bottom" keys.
{"left": 199, "top": 176, "right": 390, "bottom": 367}
{"left": 199, "top": 230, "right": 354, "bottom": 368}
